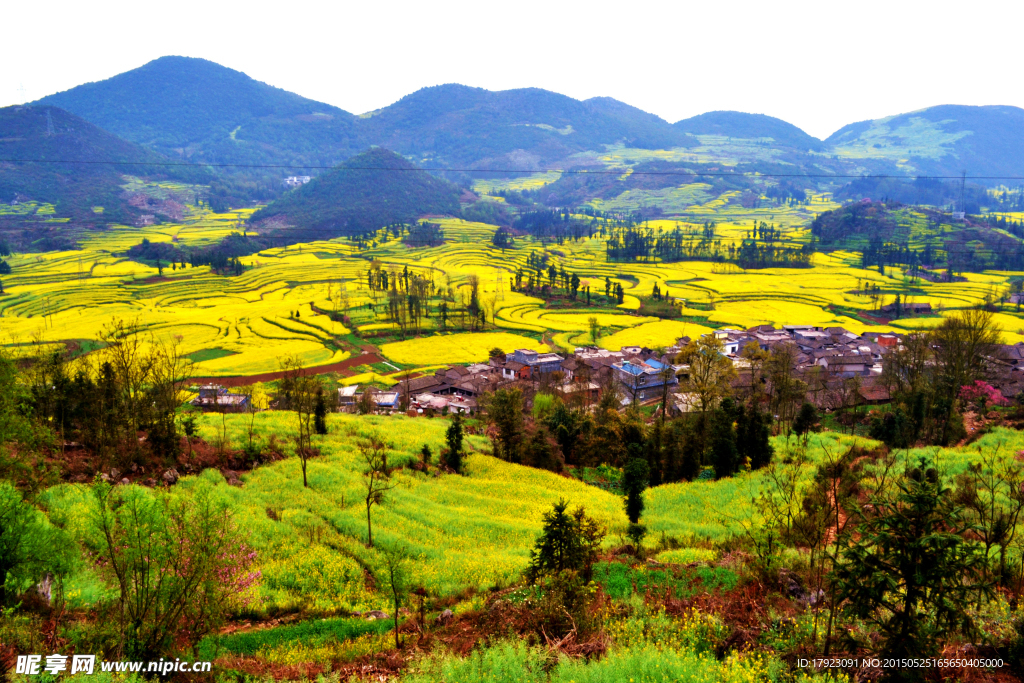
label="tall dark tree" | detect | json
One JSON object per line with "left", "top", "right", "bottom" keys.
{"left": 738, "top": 406, "right": 774, "bottom": 470}
{"left": 710, "top": 401, "right": 739, "bottom": 479}
{"left": 484, "top": 387, "right": 525, "bottom": 464}
{"left": 527, "top": 499, "right": 605, "bottom": 583}
{"left": 443, "top": 414, "right": 464, "bottom": 474}
{"left": 313, "top": 388, "right": 328, "bottom": 435}
{"left": 622, "top": 457, "right": 650, "bottom": 551}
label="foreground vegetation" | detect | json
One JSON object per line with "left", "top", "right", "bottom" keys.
{"left": 3, "top": 321, "right": 1024, "bottom": 681}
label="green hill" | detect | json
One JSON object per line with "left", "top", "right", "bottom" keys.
{"left": 0, "top": 105, "right": 204, "bottom": 247}
{"left": 673, "top": 110, "right": 825, "bottom": 151}
{"left": 825, "top": 104, "right": 1024, "bottom": 179}
{"left": 251, "top": 148, "right": 462, "bottom": 238}
{"left": 36, "top": 56, "right": 362, "bottom": 169}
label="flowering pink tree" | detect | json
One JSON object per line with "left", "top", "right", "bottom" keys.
{"left": 958, "top": 380, "right": 1009, "bottom": 411}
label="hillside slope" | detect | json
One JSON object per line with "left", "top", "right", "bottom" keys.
{"left": 251, "top": 148, "right": 461, "bottom": 238}
{"left": 673, "top": 110, "right": 825, "bottom": 151}
{"left": 36, "top": 56, "right": 362, "bottom": 168}
{"left": 0, "top": 105, "right": 203, "bottom": 238}
{"left": 825, "top": 104, "right": 1024, "bottom": 179}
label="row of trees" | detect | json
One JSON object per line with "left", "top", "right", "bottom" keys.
{"left": 606, "top": 225, "right": 813, "bottom": 268}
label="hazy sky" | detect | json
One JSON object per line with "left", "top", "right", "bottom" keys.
{"left": 3, "top": 0, "right": 1021, "bottom": 140}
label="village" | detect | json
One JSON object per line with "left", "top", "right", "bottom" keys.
{"left": 193, "top": 322, "right": 1024, "bottom": 420}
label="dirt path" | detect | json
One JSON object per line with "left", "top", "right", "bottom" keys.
{"left": 193, "top": 352, "right": 384, "bottom": 387}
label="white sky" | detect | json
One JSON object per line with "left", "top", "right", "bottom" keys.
{"left": 2, "top": 0, "right": 1021, "bottom": 140}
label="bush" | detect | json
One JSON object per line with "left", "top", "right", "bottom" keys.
{"left": 90, "top": 481, "right": 260, "bottom": 659}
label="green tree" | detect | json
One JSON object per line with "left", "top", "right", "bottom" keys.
{"left": 483, "top": 387, "right": 525, "bottom": 464}
{"left": 0, "top": 482, "right": 61, "bottom": 604}
{"left": 524, "top": 425, "right": 561, "bottom": 472}
{"left": 793, "top": 402, "right": 818, "bottom": 437}
{"left": 526, "top": 499, "right": 605, "bottom": 583}
{"left": 710, "top": 402, "right": 739, "bottom": 479}
{"left": 313, "top": 388, "right": 328, "bottom": 435}
{"left": 443, "top": 414, "right": 464, "bottom": 474}
{"left": 832, "top": 460, "right": 991, "bottom": 669}
{"left": 737, "top": 406, "right": 773, "bottom": 470}
{"left": 588, "top": 316, "right": 600, "bottom": 344}
{"left": 622, "top": 457, "right": 650, "bottom": 551}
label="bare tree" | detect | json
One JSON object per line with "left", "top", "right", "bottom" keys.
{"left": 377, "top": 544, "right": 411, "bottom": 649}
{"left": 148, "top": 335, "right": 194, "bottom": 458}
{"left": 282, "top": 357, "right": 320, "bottom": 488}
{"left": 100, "top": 318, "right": 154, "bottom": 454}
{"left": 240, "top": 383, "right": 269, "bottom": 453}
{"left": 360, "top": 434, "right": 396, "bottom": 547}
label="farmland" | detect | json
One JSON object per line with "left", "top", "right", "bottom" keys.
{"left": 3, "top": 182, "right": 1024, "bottom": 380}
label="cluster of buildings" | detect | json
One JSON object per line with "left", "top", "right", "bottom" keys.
{"left": 193, "top": 323, "right": 1024, "bottom": 418}
{"left": 283, "top": 175, "right": 312, "bottom": 188}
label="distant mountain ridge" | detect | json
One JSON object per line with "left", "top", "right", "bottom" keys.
{"left": 826, "top": 104, "right": 1024, "bottom": 179}
{"left": 36, "top": 58, "right": 697, "bottom": 170}
{"left": 37, "top": 56, "right": 363, "bottom": 169}
{"left": 673, "top": 111, "right": 825, "bottom": 151}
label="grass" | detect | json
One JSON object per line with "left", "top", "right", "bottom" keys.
{"left": 185, "top": 347, "right": 238, "bottom": 363}
{"left": 197, "top": 615, "right": 391, "bottom": 660}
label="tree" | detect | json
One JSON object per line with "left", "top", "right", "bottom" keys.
{"left": 710, "top": 402, "right": 739, "bottom": 479}
{"left": 240, "top": 383, "right": 269, "bottom": 455}
{"left": 91, "top": 481, "right": 259, "bottom": 660}
{"left": 954, "top": 448, "right": 1024, "bottom": 587}
{"left": 588, "top": 316, "right": 600, "bottom": 345}
{"left": 737, "top": 405, "right": 773, "bottom": 470}
{"left": 483, "top": 387, "right": 525, "bottom": 463}
{"left": 377, "top": 544, "right": 411, "bottom": 650}
{"left": 526, "top": 499, "right": 605, "bottom": 583}
{"left": 0, "top": 482, "right": 65, "bottom": 604}
{"left": 359, "top": 435, "right": 396, "bottom": 548}
{"left": 678, "top": 335, "right": 736, "bottom": 447}
{"left": 524, "top": 425, "right": 561, "bottom": 472}
{"left": 765, "top": 344, "right": 805, "bottom": 432}
{"left": 793, "top": 402, "right": 818, "bottom": 437}
{"left": 832, "top": 460, "right": 990, "bottom": 666}
{"left": 932, "top": 309, "right": 1002, "bottom": 409}
{"left": 282, "top": 357, "right": 322, "bottom": 487}
{"left": 622, "top": 457, "right": 650, "bottom": 552}
{"left": 443, "top": 414, "right": 464, "bottom": 473}
{"left": 313, "top": 388, "right": 328, "bottom": 435}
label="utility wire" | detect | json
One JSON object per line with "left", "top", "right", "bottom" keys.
{"left": 2, "top": 157, "right": 1024, "bottom": 181}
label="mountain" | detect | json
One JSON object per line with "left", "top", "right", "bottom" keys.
{"left": 37, "top": 61, "right": 697, "bottom": 171}
{"left": 355, "top": 84, "right": 697, "bottom": 168}
{"left": 673, "top": 111, "right": 825, "bottom": 151}
{"left": 825, "top": 105, "right": 1024, "bottom": 179}
{"left": 0, "top": 105, "right": 203, "bottom": 241}
{"left": 36, "top": 56, "right": 362, "bottom": 169}
{"left": 251, "top": 148, "right": 461, "bottom": 238}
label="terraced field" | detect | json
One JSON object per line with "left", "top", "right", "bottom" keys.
{"left": 3, "top": 186, "right": 1024, "bottom": 376}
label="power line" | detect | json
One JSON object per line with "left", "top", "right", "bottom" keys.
{"left": 2, "top": 157, "right": 1024, "bottom": 181}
